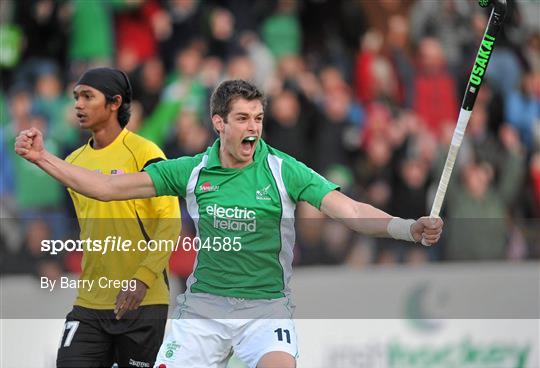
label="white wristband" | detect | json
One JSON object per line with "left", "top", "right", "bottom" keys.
{"left": 387, "top": 217, "right": 416, "bottom": 242}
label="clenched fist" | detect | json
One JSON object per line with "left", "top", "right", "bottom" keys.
{"left": 14, "top": 127, "right": 45, "bottom": 163}
{"left": 411, "top": 216, "right": 444, "bottom": 246}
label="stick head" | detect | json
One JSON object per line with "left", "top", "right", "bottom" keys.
{"left": 479, "top": 0, "right": 490, "bottom": 7}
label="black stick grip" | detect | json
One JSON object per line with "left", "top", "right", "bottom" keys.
{"left": 462, "top": 0, "right": 507, "bottom": 111}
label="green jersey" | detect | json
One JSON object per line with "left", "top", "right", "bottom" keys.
{"left": 145, "top": 139, "right": 338, "bottom": 299}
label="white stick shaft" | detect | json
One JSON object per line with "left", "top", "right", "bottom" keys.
{"left": 430, "top": 108, "right": 472, "bottom": 217}
{"left": 430, "top": 144, "right": 460, "bottom": 217}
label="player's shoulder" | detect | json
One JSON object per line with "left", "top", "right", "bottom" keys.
{"left": 121, "top": 130, "right": 170, "bottom": 171}
{"left": 181, "top": 146, "right": 212, "bottom": 167}
{"left": 123, "top": 130, "right": 164, "bottom": 156}
{"left": 65, "top": 143, "right": 88, "bottom": 163}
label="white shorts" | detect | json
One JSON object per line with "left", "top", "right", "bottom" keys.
{"left": 154, "top": 292, "right": 298, "bottom": 368}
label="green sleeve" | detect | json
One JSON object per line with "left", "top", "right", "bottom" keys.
{"left": 282, "top": 157, "right": 340, "bottom": 209}
{"left": 144, "top": 157, "right": 196, "bottom": 198}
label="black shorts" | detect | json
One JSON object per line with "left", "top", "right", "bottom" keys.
{"left": 56, "top": 305, "right": 167, "bottom": 368}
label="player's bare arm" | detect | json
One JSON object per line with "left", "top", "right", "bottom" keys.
{"left": 14, "top": 127, "right": 156, "bottom": 201}
{"left": 320, "top": 190, "right": 443, "bottom": 245}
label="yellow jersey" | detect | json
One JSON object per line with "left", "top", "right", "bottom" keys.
{"left": 66, "top": 128, "right": 181, "bottom": 309}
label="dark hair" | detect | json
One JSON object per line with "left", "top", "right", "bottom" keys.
{"left": 105, "top": 94, "right": 131, "bottom": 128}
{"left": 210, "top": 80, "right": 266, "bottom": 119}
{"left": 77, "top": 67, "right": 132, "bottom": 127}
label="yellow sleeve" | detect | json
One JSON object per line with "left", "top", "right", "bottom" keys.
{"left": 129, "top": 135, "right": 181, "bottom": 287}
{"left": 133, "top": 195, "right": 181, "bottom": 287}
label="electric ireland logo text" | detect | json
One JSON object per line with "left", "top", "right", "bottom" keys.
{"left": 206, "top": 204, "right": 257, "bottom": 232}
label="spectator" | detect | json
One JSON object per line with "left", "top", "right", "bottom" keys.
{"left": 261, "top": 0, "right": 301, "bottom": 60}
{"left": 315, "top": 87, "right": 356, "bottom": 173}
{"left": 385, "top": 15, "right": 415, "bottom": 108}
{"left": 444, "top": 125, "right": 525, "bottom": 260}
{"left": 359, "top": 0, "right": 415, "bottom": 44}
{"left": 0, "top": 126, "right": 24, "bottom": 272}
{"left": 139, "top": 46, "right": 206, "bottom": 147}
{"left": 68, "top": 0, "right": 116, "bottom": 79}
{"left": 164, "top": 110, "right": 211, "bottom": 159}
{"left": 320, "top": 65, "right": 364, "bottom": 127}
{"left": 115, "top": 0, "right": 170, "bottom": 74}
{"left": 206, "top": 7, "right": 241, "bottom": 61}
{"left": 389, "top": 154, "right": 433, "bottom": 263}
{"left": 159, "top": 0, "right": 205, "bottom": 71}
{"left": 224, "top": 52, "right": 256, "bottom": 83}
{"left": 238, "top": 32, "right": 275, "bottom": 89}
{"left": 0, "top": 0, "right": 23, "bottom": 88}
{"left": 6, "top": 96, "right": 65, "bottom": 277}
{"left": 124, "top": 100, "right": 145, "bottom": 133}
{"left": 486, "top": 47, "right": 523, "bottom": 97}
{"left": 33, "top": 62, "right": 78, "bottom": 149}
{"left": 529, "top": 152, "right": 540, "bottom": 217}
{"left": 472, "top": 81, "right": 506, "bottom": 137}
{"left": 460, "top": 104, "right": 500, "bottom": 168}
{"left": 131, "top": 57, "right": 166, "bottom": 118}
{"left": 409, "top": 0, "right": 472, "bottom": 75}
{"left": 297, "top": 0, "right": 365, "bottom": 76}
{"left": 523, "top": 32, "right": 540, "bottom": 72}
{"left": 354, "top": 134, "right": 393, "bottom": 212}
{"left": 219, "top": 0, "right": 270, "bottom": 34}
{"left": 413, "top": 37, "right": 458, "bottom": 139}
{"left": 14, "top": 0, "right": 69, "bottom": 70}
{"left": 505, "top": 72, "right": 540, "bottom": 152}
{"left": 265, "top": 89, "right": 311, "bottom": 164}
{"left": 354, "top": 30, "right": 395, "bottom": 106}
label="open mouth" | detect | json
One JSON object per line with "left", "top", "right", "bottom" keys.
{"left": 76, "top": 113, "right": 87, "bottom": 122}
{"left": 241, "top": 136, "right": 257, "bottom": 153}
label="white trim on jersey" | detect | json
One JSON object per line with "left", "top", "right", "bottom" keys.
{"left": 185, "top": 155, "right": 209, "bottom": 292}
{"left": 267, "top": 154, "right": 296, "bottom": 296}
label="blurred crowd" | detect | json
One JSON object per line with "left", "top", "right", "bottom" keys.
{"left": 1, "top": 0, "right": 539, "bottom": 279}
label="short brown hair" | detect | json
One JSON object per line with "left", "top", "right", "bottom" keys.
{"left": 210, "top": 80, "right": 266, "bottom": 119}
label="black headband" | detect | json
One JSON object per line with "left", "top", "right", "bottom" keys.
{"left": 76, "top": 67, "right": 132, "bottom": 104}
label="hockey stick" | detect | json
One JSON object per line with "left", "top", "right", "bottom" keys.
{"left": 428, "top": 0, "right": 507, "bottom": 217}
{"left": 421, "top": 0, "right": 507, "bottom": 245}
